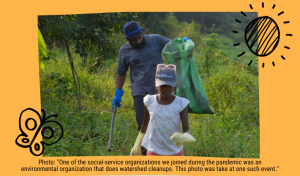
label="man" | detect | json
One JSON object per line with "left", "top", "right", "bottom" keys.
{"left": 111, "top": 21, "right": 171, "bottom": 155}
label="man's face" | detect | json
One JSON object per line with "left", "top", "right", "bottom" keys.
{"left": 127, "top": 34, "right": 145, "bottom": 49}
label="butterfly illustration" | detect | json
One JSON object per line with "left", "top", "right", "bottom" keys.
{"left": 15, "top": 108, "right": 63, "bottom": 156}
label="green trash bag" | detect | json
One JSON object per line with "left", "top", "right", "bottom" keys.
{"left": 162, "top": 38, "right": 214, "bottom": 114}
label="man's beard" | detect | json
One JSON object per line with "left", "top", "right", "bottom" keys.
{"left": 129, "top": 36, "right": 146, "bottom": 49}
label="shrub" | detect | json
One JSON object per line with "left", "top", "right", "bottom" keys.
{"left": 179, "top": 21, "right": 201, "bottom": 47}
{"left": 162, "top": 13, "right": 181, "bottom": 39}
{"left": 204, "top": 63, "right": 259, "bottom": 126}
{"left": 202, "top": 33, "right": 219, "bottom": 78}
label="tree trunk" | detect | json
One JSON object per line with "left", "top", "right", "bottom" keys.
{"left": 63, "top": 38, "right": 83, "bottom": 111}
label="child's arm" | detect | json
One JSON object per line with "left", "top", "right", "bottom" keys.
{"left": 130, "top": 104, "right": 149, "bottom": 155}
{"left": 180, "top": 106, "right": 190, "bottom": 133}
{"left": 170, "top": 106, "right": 196, "bottom": 147}
{"left": 141, "top": 104, "right": 150, "bottom": 133}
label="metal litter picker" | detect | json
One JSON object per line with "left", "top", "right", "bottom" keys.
{"left": 108, "top": 104, "right": 117, "bottom": 152}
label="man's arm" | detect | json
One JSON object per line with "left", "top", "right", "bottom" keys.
{"left": 112, "top": 46, "right": 128, "bottom": 109}
{"left": 157, "top": 34, "right": 171, "bottom": 48}
{"left": 116, "top": 45, "right": 128, "bottom": 90}
{"left": 116, "top": 73, "right": 126, "bottom": 89}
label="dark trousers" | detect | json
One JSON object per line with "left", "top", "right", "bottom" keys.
{"left": 133, "top": 95, "right": 147, "bottom": 156}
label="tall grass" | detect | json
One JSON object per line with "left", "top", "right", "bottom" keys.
{"left": 40, "top": 20, "right": 259, "bottom": 158}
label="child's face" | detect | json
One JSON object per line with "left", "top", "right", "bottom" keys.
{"left": 157, "top": 85, "right": 175, "bottom": 97}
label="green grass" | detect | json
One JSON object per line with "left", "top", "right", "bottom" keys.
{"left": 40, "top": 34, "right": 259, "bottom": 158}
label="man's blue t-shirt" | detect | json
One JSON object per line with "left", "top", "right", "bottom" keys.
{"left": 116, "top": 34, "right": 171, "bottom": 96}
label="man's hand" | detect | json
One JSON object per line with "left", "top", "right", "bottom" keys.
{"left": 170, "top": 132, "right": 196, "bottom": 147}
{"left": 183, "top": 37, "right": 190, "bottom": 42}
{"left": 112, "top": 88, "right": 123, "bottom": 110}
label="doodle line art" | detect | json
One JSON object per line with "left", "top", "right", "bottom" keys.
{"left": 233, "top": 2, "right": 292, "bottom": 68}
{"left": 15, "top": 108, "right": 63, "bottom": 156}
{"left": 245, "top": 16, "right": 280, "bottom": 57}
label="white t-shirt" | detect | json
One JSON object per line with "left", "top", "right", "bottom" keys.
{"left": 141, "top": 94, "right": 190, "bottom": 155}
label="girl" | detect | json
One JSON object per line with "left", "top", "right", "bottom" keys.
{"left": 130, "top": 64, "right": 195, "bottom": 156}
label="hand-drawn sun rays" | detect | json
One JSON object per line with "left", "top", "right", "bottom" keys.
{"left": 233, "top": 3, "right": 292, "bottom": 68}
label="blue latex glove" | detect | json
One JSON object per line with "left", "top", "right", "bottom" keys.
{"left": 183, "top": 37, "right": 190, "bottom": 42}
{"left": 112, "top": 88, "right": 123, "bottom": 110}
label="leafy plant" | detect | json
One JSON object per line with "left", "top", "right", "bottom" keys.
{"left": 43, "top": 49, "right": 59, "bottom": 62}
{"left": 43, "top": 72, "right": 72, "bottom": 99}
{"left": 38, "top": 28, "right": 48, "bottom": 71}
{"left": 179, "top": 21, "right": 201, "bottom": 47}
{"left": 203, "top": 33, "right": 219, "bottom": 78}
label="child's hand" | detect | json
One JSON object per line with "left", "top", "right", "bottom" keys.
{"left": 130, "top": 132, "right": 145, "bottom": 156}
{"left": 170, "top": 132, "right": 196, "bottom": 147}
{"left": 130, "top": 145, "right": 141, "bottom": 156}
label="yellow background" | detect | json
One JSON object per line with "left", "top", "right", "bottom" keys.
{"left": 1, "top": 0, "right": 299, "bottom": 175}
